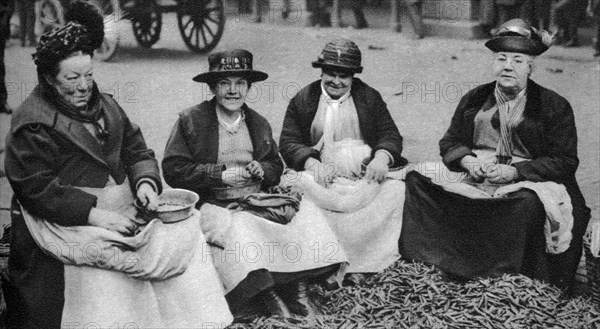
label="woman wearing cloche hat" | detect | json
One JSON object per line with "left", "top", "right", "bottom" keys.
{"left": 279, "top": 38, "right": 409, "bottom": 286}
{"left": 163, "top": 49, "right": 346, "bottom": 320}
{"left": 400, "top": 19, "right": 591, "bottom": 294}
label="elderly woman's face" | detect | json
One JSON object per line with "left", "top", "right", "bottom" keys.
{"left": 211, "top": 76, "right": 249, "bottom": 112}
{"left": 321, "top": 69, "right": 353, "bottom": 99}
{"left": 492, "top": 52, "right": 533, "bottom": 93}
{"left": 49, "top": 53, "right": 94, "bottom": 108}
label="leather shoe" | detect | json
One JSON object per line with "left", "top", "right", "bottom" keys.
{"left": 280, "top": 281, "right": 322, "bottom": 317}
{"left": 259, "top": 288, "right": 292, "bottom": 318}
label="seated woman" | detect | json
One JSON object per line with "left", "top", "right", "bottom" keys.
{"left": 162, "top": 49, "right": 345, "bottom": 319}
{"left": 400, "top": 19, "right": 591, "bottom": 293}
{"left": 3, "top": 2, "right": 232, "bottom": 327}
{"left": 279, "top": 39, "right": 408, "bottom": 285}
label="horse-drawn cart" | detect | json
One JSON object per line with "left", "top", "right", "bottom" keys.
{"left": 38, "top": 0, "right": 225, "bottom": 61}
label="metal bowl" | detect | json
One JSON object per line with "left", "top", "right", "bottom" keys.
{"left": 211, "top": 180, "right": 262, "bottom": 201}
{"left": 135, "top": 189, "right": 199, "bottom": 223}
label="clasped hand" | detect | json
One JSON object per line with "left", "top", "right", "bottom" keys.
{"left": 222, "top": 161, "right": 264, "bottom": 186}
{"left": 460, "top": 155, "right": 517, "bottom": 184}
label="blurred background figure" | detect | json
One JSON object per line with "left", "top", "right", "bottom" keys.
{"left": 554, "top": 0, "right": 588, "bottom": 47}
{"left": 0, "top": 0, "right": 13, "bottom": 114}
{"left": 249, "top": 0, "right": 292, "bottom": 22}
{"left": 495, "top": 0, "right": 526, "bottom": 31}
{"left": 332, "top": 0, "right": 368, "bottom": 29}
{"left": 588, "top": 0, "right": 600, "bottom": 56}
{"left": 523, "top": 0, "right": 551, "bottom": 30}
{"left": 306, "top": 0, "right": 332, "bottom": 26}
{"left": 18, "top": 0, "right": 36, "bottom": 47}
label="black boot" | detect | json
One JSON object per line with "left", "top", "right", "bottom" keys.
{"left": 259, "top": 288, "right": 292, "bottom": 318}
{"left": 280, "top": 281, "right": 321, "bottom": 317}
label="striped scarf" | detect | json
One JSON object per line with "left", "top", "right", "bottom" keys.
{"left": 494, "top": 86, "right": 527, "bottom": 165}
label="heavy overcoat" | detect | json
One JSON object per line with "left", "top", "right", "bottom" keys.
{"left": 4, "top": 85, "right": 161, "bottom": 328}
{"left": 279, "top": 78, "right": 407, "bottom": 170}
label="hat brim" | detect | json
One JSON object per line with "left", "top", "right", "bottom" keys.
{"left": 312, "top": 61, "right": 363, "bottom": 74}
{"left": 193, "top": 70, "right": 268, "bottom": 83}
{"left": 485, "top": 37, "right": 547, "bottom": 56}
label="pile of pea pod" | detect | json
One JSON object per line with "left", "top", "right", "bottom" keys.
{"left": 230, "top": 260, "right": 600, "bottom": 329}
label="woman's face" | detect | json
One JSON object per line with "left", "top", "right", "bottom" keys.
{"left": 211, "top": 76, "right": 249, "bottom": 113}
{"left": 49, "top": 53, "right": 94, "bottom": 108}
{"left": 321, "top": 69, "right": 353, "bottom": 99}
{"left": 492, "top": 52, "right": 533, "bottom": 94}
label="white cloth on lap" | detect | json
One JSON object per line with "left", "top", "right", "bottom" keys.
{"left": 21, "top": 180, "right": 233, "bottom": 328}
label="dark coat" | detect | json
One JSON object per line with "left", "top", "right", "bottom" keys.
{"left": 4, "top": 85, "right": 161, "bottom": 328}
{"left": 279, "top": 78, "right": 407, "bottom": 171}
{"left": 439, "top": 79, "right": 591, "bottom": 286}
{"left": 161, "top": 98, "right": 283, "bottom": 204}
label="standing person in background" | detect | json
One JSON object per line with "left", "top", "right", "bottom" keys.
{"left": 495, "top": 0, "right": 526, "bottom": 32}
{"left": 554, "top": 0, "right": 588, "bottom": 47}
{"left": 18, "top": 0, "right": 36, "bottom": 47}
{"left": 1, "top": 0, "right": 13, "bottom": 114}
{"left": 523, "top": 0, "right": 551, "bottom": 30}
{"left": 480, "top": 0, "right": 497, "bottom": 35}
{"left": 588, "top": 0, "right": 600, "bottom": 56}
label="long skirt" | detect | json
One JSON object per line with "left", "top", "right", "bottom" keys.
{"left": 399, "top": 171, "right": 579, "bottom": 288}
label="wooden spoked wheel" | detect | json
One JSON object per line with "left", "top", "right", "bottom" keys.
{"left": 130, "top": 0, "right": 162, "bottom": 48}
{"left": 176, "top": 0, "right": 225, "bottom": 53}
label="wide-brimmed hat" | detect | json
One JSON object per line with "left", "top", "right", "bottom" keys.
{"left": 312, "top": 38, "right": 363, "bottom": 74}
{"left": 485, "top": 18, "right": 554, "bottom": 56}
{"left": 193, "top": 49, "right": 268, "bottom": 83}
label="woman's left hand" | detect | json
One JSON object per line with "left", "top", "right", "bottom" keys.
{"left": 137, "top": 182, "right": 159, "bottom": 211}
{"left": 364, "top": 154, "right": 389, "bottom": 183}
{"left": 245, "top": 161, "right": 264, "bottom": 179}
{"left": 485, "top": 164, "right": 518, "bottom": 184}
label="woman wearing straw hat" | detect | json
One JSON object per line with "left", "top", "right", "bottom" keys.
{"left": 400, "top": 19, "right": 591, "bottom": 294}
{"left": 162, "top": 49, "right": 346, "bottom": 320}
{"left": 279, "top": 38, "right": 408, "bottom": 286}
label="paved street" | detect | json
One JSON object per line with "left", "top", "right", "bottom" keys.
{"left": 2, "top": 12, "right": 599, "bottom": 227}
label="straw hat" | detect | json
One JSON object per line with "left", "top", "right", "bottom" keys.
{"left": 312, "top": 38, "right": 363, "bottom": 74}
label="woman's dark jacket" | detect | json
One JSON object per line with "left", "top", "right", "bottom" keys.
{"left": 161, "top": 98, "right": 283, "bottom": 203}
{"left": 279, "top": 78, "right": 407, "bottom": 170}
{"left": 4, "top": 85, "right": 161, "bottom": 328}
{"left": 439, "top": 79, "right": 591, "bottom": 252}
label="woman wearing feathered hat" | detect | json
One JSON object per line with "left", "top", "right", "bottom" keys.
{"left": 4, "top": 1, "right": 232, "bottom": 327}
{"left": 400, "top": 19, "right": 591, "bottom": 293}
{"left": 162, "top": 49, "right": 346, "bottom": 319}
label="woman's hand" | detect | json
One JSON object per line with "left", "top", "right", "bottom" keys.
{"left": 88, "top": 208, "right": 139, "bottom": 236}
{"left": 245, "top": 161, "right": 264, "bottom": 179}
{"left": 485, "top": 164, "right": 518, "bottom": 184}
{"left": 136, "top": 182, "right": 159, "bottom": 212}
{"left": 460, "top": 155, "right": 488, "bottom": 182}
{"left": 364, "top": 153, "right": 389, "bottom": 183}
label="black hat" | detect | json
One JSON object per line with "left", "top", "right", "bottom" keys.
{"left": 33, "top": 0, "right": 104, "bottom": 69}
{"left": 485, "top": 19, "right": 554, "bottom": 56}
{"left": 193, "top": 49, "right": 268, "bottom": 83}
{"left": 312, "top": 38, "right": 363, "bottom": 74}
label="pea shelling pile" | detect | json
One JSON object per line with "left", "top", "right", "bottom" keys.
{"left": 230, "top": 260, "right": 600, "bottom": 328}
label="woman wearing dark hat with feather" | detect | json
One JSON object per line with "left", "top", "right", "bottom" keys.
{"left": 400, "top": 19, "right": 591, "bottom": 293}
{"left": 162, "top": 49, "right": 346, "bottom": 320}
{"left": 3, "top": 1, "right": 168, "bottom": 327}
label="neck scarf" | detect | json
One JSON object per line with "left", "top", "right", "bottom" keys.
{"left": 315, "top": 82, "right": 352, "bottom": 150}
{"left": 494, "top": 85, "right": 527, "bottom": 165}
{"left": 40, "top": 78, "right": 109, "bottom": 141}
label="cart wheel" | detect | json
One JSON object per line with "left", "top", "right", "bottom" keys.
{"left": 130, "top": 0, "right": 162, "bottom": 48}
{"left": 37, "top": 0, "right": 65, "bottom": 36}
{"left": 88, "top": 0, "right": 121, "bottom": 61}
{"left": 177, "top": 0, "right": 225, "bottom": 53}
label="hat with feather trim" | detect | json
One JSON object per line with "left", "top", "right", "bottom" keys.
{"left": 485, "top": 18, "right": 554, "bottom": 56}
{"left": 33, "top": 0, "right": 104, "bottom": 69}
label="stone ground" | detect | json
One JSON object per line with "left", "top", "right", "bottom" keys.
{"left": 1, "top": 8, "right": 598, "bottom": 248}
